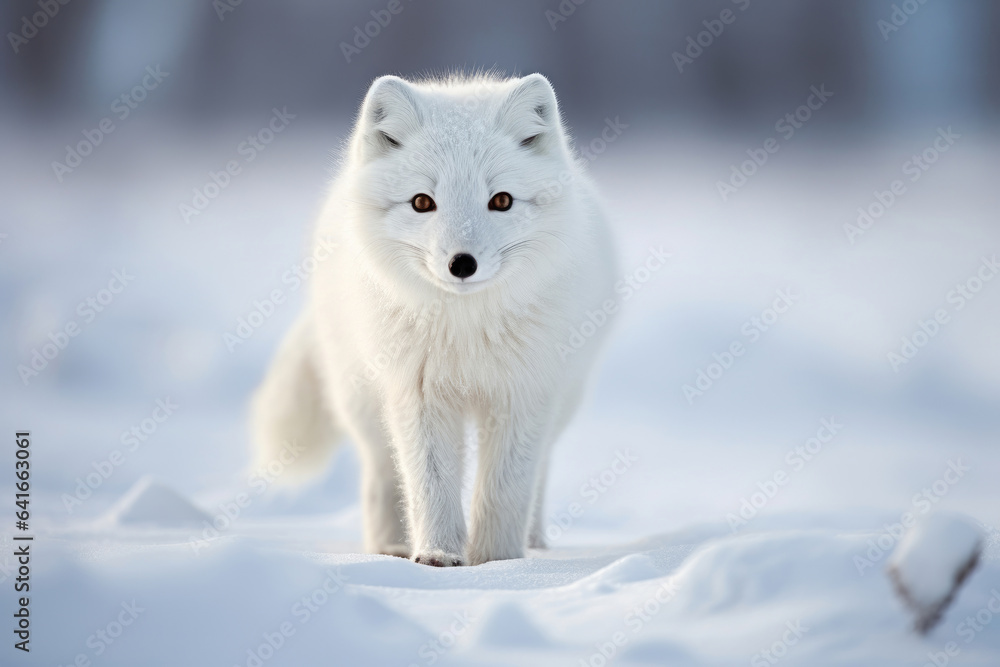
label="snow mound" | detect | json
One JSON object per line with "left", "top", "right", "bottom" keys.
{"left": 102, "top": 476, "right": 212, "bottom": 528}
{"left": 887, "top": 513, "right": 983, "bottom": 634}
{"left": 569, "top": 553, "right": 662, "bottom": 593}
{"left": 669, "top": 531, "right": 863, "bottom": 615}
{"left": 23, "top": 524, "right": 1000, "bottom": 666}
{"left": 473, "top": 602, "right": 550, "bottom": 648}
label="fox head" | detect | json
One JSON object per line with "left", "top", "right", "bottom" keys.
{"left": 341, "top": 73, "right": 588, "bottom": 297}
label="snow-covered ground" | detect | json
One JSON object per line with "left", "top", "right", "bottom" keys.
{"left": 2, "top": 119, "right": 999, "bottom": 665}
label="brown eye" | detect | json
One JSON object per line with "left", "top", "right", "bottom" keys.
{"left": 411, "top": 194, "right": 435, "bottom": 212}
{"left": 489, "top": 192, "right": 513, "bottom": 212}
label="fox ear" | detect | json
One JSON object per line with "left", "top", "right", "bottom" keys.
{"left": 497, "top": 73, "right": 561, "bottom": 151}
{"left": 359, "top": 75, "right": 423, "bottom": 156}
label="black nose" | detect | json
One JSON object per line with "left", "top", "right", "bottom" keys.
{"left": 448, "top": 253, "right": 477, "bottom": 279}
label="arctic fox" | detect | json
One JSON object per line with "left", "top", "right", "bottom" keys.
{"left": 252, "top": 73, "right": 617, "bottom": 566}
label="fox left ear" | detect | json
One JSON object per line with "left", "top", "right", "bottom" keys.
{"left": 497, "top": 73, "right": 562, "bottom": 151}
{"left": 359, "top": 75, "right": 423, "bottom": 158}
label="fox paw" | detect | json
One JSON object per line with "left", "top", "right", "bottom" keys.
{"left": 413, "top": 550, "right": 464, "bottom": 567}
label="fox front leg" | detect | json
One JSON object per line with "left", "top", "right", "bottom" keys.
{"left": 386, "top": 388, "right": 467, "bottom": 566}
{"left": 466, "top": 399, "right": 550, "bottom": 566}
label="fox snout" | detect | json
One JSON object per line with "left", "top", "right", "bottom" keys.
{"left": 448, "top": 253, "right": 477, "bottom": 279}
{"left": 427, "top": 221, "right": 497, "bottom": 286}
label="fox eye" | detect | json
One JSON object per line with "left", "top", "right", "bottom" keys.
{"left": 489, "top": 192, "right": 513, "bottom": 212}
{"left": 411, "top": 194, "right": 436, "bottom": 212}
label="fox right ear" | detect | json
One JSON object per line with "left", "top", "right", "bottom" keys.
{"left": 497, "top": 73, "right": 562, "bottom": 151}
{"left": 359, "top": 75, "right": 423, "bottom": 156}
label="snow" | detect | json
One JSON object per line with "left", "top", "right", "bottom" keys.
{"left": 20, "top": 527, "right": 1000, "bottom": 666}
{"left": 2, "top": 122, "right": 1000, "bottom": 666}
{"left": 99, "top": 476, "right": 213, "bottom": 528}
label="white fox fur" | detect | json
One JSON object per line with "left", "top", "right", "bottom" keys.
{"left": 251, "top": 72, "right": 617, "bottom": 566}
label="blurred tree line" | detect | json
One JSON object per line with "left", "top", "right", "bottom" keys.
{"left": 2, "top": 0, "right": 997, "bottom": 130}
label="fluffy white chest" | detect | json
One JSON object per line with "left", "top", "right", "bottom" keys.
{"left": 362, "top": 287, "right": 558, "bottom": 400}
